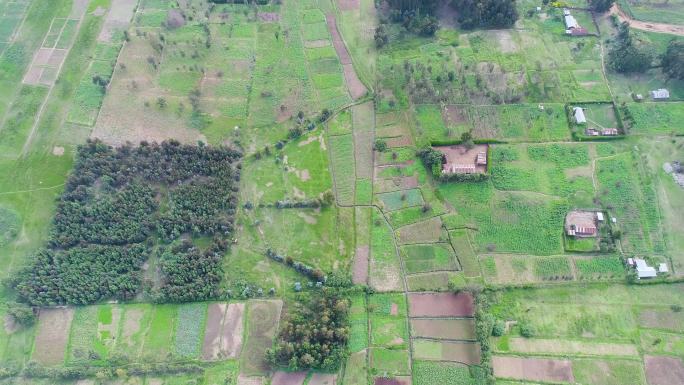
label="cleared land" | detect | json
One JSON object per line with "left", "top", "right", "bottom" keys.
{"left": 408, "top": 292, "right": 475, "bottom": 318}
{"left": 32, "top": 307, "right": 74, "bottom": 365}
{"left": 493, "top": 356, "right": 575, "bottom": 383}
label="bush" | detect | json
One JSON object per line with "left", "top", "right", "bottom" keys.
{"left": 520, "top": 323, "right": 536, "bottom": 338}
{"left": 491, "top": 320, "right": 505, "bottom": 337}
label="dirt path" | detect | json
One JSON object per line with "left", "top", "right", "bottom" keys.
{"left": 610, "top": 3, "right": 684, "bottom": 36}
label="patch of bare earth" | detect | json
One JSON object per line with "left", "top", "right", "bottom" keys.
{"left": 33, "top": 48, "right": 53, "bottom": 65}
{"left": 408, "top": 292, "right": 475, "bottom": 317}
{"left": 202, "top": 303, "right": 245, "bottom": 360}
{"left": 337, "top": 0, "right": 360, "bottom": 11}
{"left": 374, "top": 377, "right": 411, "bottom": 385}
{"left": 325, "top": 14, "right": 366, "bottom": 100}
{"left": 492, "top": 356, "right": 575, "bottom": 383}
{"left": 258, "top": 12, "right": 280, "bottom": 22}
{"left": 384, "top": 136, "right": 412, "bottom": 148}
{"left": 98, "top": 0, "right": 137, "bottom": 42}
{"left": 308, "top": 373, "right": 336, "bottom": 385}
{"left": 443, "top": 105, "right": 468, "bottom": 126}
{"left": 442, "top": 341, "right": 481, "bottom": 364}
{"left": 343, "top": 63, "right": 367, "bottom": 100}
{"left": 32, "top": 307, "right": 75, "bottom": 365}
{"left": 271, "top": 371, "right": 307, "bottom": 385}
{"left": 22, "top": 66, "right": 43, "bottom": 85}
{"left": 639, "top": 309, "right": 684, "bottom": 332}
{"left": 237, "top": 376, "right": 264, "bottom": 385}
{"left": 370, "top": 258, "right": 402, "bottom": 292}
{"left": 352, "top": 246, "right": 369, "bottom": 285}
{"left": 644, "top": 355, "right": 684, "bottom": 385}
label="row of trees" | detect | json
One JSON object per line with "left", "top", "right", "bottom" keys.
{"left": 12, "top": 140, "right": 242, "bottom": 306}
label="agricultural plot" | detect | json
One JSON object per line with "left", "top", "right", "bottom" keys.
{"left": 369, "top": 208, "right": 403, "bottom": 292}
{"left": 400, "top": 243, "right": 459, "bottom": 274}
{"left": 625, "top": 102, "right": 684, "bottom": 136}
{"left": 240, "top": 300, "right": 283, "bottom": 376}
{"left": 618, "top": 0, "right": 684, "bottom": 26}
{"left": 328, "top": 134, "right": 356, "bottom": 205}
{"left": 369, "top": 293, "right": 409, "bottom": 349}
{"left": 32, "top": 308, "right": 74, "bottom": 365}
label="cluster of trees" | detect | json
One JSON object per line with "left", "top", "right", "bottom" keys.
{"left": 267, "top": 290, "right": 350, "bottom": 370}
{"left": 417, "top": 147, "right": 445, "bottom": 176}
{"left": 11, "top": 140, "right": 242, "bottom": 306}
{"left": 156, "top": 239, "right": 227, "bottom": 302}
{"left": 662, "top": 40, "right": 684, "bottom": 81}
{"left": 454, "top": 0, "right": 519, "bottom": 29}
{"left": 590, "top": 0, "right": 615, "bottom": 12}
{"left": 608, "top": 22, "right": 654, "bottom": 73}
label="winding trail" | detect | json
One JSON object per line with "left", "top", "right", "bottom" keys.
{"left": 610, "top": 3, "right": 684, "bottom": 36}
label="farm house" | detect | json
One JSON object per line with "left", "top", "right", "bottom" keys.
{"left": 435, "top": 145, "right": 488, "bottom": 175}
{"left": 650, "top": 89, "right": 670, "bottom": 100}
{"left": 634, "top": 258, "right": 657, "bottom": 279}
{"left": 563, "top": 9, "right": 588, "bottom": 35}
{"left": 573, "top": 107, "right": 586, "bottom": 124}
{"left": 565, "top": 210, "right": 599, "bottom": 237}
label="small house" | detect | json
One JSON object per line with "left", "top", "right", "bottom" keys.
{"left": 651, "top": 89, "right": 670, "bottom": 100}
{"left": 585, "top": 128, "right": 599, "bottom": 136}
{"left": 565, "top": 210, "right": 599, "bottom": 238}
{"left": 476, "top": 152, "right": 487, "bottom": 166}
{"left": 627, "top": 258, "right": 635, "bottom": 267}
{"left": 563, "top": 8, "right": 571, "bottom": 16}
{"left": 573, "top": 107, "right": 586, "bottom": 124}
{"left": 601, "top": 128, "right": 619, "bottom": 136}
{"left": 570, "top": 27, "right": 589, "bottom": 36}
{"left": 659, "top": 263, "right": 669, "bottom": 273}
{"left": 443, "top": 164, "right": 477, "bottom": 174}
{"left": 596, "top": 212, "right": 604, "bottom": 222}
{"left": 635, "top": 258, "right": 657, "bottom": 279}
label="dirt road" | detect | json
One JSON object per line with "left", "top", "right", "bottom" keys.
{"left": 610, "top": 3, "right": 684, "bottom": 36}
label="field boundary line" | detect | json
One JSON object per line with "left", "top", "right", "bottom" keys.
{"left": 21, "top": 4, "right": 90, "bottom": 156}
{"left": 0, "top": 183, "right": 65, "bottom": 195}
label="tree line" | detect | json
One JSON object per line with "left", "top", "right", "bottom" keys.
{"left": 11, "top": 140, "right": 242, "bottom": 306}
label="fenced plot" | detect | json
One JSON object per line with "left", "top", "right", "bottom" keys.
{"left": 32, "top": 308, "right": 74, "bottom": 365}
{"left": 492, "top": 356, "right": 575, "bottom": 383}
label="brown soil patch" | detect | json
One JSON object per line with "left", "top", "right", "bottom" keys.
{"left": 34, "top": 48, "right": 53, "bottom": 66}
{"left": 271, "top": 371, "right": 307, "bottom": 385}
{"left": 70, "top": 0, "right": 90, "bottom": 19}
{"left": 352, "top": 246, "right": 369, "bottom": 285}
{"left": 343, "top": 63, "right": 367, "bottom": 100}
{"left": 384, "top": 136, "right": 412, "bottom": 148}
{"left": 202, "top": 303, "right": 245, "bottom": 360}
{"left": 434, "top": 144, "right": 488, "bottom": 174}
{"left": 4, "top": 315, "right": 18, "bottom": 334}
{"left": 390, "top": 303, "right": 399, "bottom": 316}
{"left": 408, "top": 292, "right": 475, "bottom": 317}
{"left": 645, "top": 355, "right": 684, "bottom": 385}
{"left": 374, "top": 378, "right": 411, "bottom": 385}
{"left": 258, "top": 12, "right": 280, "bottom": 22}
{"left": 492, "top": 356, "right": 575, "bottom": 383}
{"left": 32, "top": 307, "right": 74, "bottom": 365}
{"left": 23, "top": 66, "right": 43, "bottom": 85}
{"left": 338, "top": 0, "right": 360, "bottom": 11}
{"left": 120, "top": 308, "right": 144, "bottom": 348}
{"left": 442, "top": 341, "right": 481, "bottom": 364}
{"left": 370, "top": 258, "right": 403, "bottom": 292}
{"left": 308, "top": 373, "right": 336, "bottom": 385}
{"left": 98, "top": 0, "right": 137, "bottom": 42}
{"left": 639, "top": 309, "right": 684, "bottom": 332}
{"left": 237, "top": 376, "right": 264, "bottom": 385}
{"left": 411, "top": 319, "right": 476, "bottom": 340}
{"left": 326, "top": 15, "right": 351, "bottom": 64}
{"left": 443, "top": 105, "right": 468, "bottom": 125}
{"left": 52, "top": 146, "right": 65, "bottom": 156}
{"left": 305, "top": 39, "right": 330, "bottom": 48}
{"left": 48, "top": 49, "right": 67, "bottom": 67}
{"left": 397, "top": 217, "right": 443, "bottom": 245}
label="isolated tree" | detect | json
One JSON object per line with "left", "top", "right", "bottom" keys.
{"left": 608, "top": 22, "right": 653, "bottom": 73}
{"left": 662, "top": 40, "right": 684, "bottom": 80}
{"left": 374, "top": 24, "right": 389, "bottom": 48}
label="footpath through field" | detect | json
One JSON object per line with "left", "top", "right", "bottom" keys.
{"left": 610, "top": 3, "right": 684, "bottom": 36}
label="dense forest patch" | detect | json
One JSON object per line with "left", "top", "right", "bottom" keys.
{"left": 11, "top": 140, "right": 242, "bottom": 306}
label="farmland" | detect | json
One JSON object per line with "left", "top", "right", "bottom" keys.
{"left": 0, "top": 0, "right": 682, "bottom": 383}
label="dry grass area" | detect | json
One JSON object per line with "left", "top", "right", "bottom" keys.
{"left": 32, "top": 307, "right": 74, "bottom": 365}
{"left": 98, "top": 0, "right": 137, "bottom": 42}
{"left": 507, "top": 337, "right": 639, "bottom": 357}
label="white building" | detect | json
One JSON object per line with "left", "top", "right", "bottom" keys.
{"left": 651, "top": 89, "right": 670, "bottom": 100}
{"left": 635, "top": 259, "right": 657, "bottom": 279}
{"left": 573, "top": 107, "right": 586, "bottom": 124}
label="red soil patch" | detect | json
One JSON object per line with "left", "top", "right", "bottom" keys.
{"left": 352, "top": 246, "right": 369, "bottom": 285}
{"left": 385, "top": 136, "right": 412, "bottom": 148}
{"left": 492, "top": 356, "right": 575, "bottom": 383}
{"left": 374, "top": 378, "right": 411, "bottom": 385}
{"left": 271, "top": 371, "right": 307, "bottom": 385}
{"left": 337, "top": 0, "right": 360, "bottom": 11}
{"left": 343, "top": 63, "right": 367, "bottom": 100}
{"left": 644, "top": 355, "right": 684, "bottom": 385}
{"left": 308, "top": 373, "right": 336, "bottom": 385}
{"left": 326, "top": 15, "right": 351, "bottom": 64}
{"left": 407, "top": 292, "right": 475, "bottom": 317}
